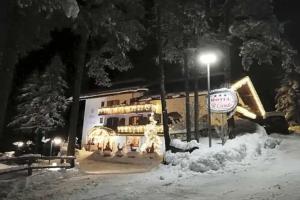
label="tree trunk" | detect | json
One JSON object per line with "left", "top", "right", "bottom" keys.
{"left": 67, "top": 29, "right": 88, "bottom": 160}
{"left": 156, "top": 1, "right": 170, "bottom": 151}
{"left": 0, "top": 47, "right": 17, "bottom": 142}
{"left": 184, "top": 51, "right": 191, "bottom": 141}
{"left": 159, "top": 60, "right": 171, "bottom": 151}
{"left": 194, "top": 78, "right": 199, "bottom": 141}
{"left": 223, "top": 0, "right": 234, "bottom": 140}
{"left": 0, "top": 1, "right": 19, "bottom": 143}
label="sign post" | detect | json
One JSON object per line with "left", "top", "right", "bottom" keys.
{"left": 207, "top": 88, "right": 238, "bottom": 145}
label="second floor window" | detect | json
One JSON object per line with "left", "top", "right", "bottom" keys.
{"left": 106, "top": 117, "right": 119, "bottom": 130}
{"left": 101, "top": 102, "right": 105, "bottom": 107}
{"left": 107, "top": 100, "right": 120, "bottom": 107}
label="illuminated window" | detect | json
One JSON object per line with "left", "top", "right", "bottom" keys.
{"left": 107, "top": 100, "right": 120, "bottom": 107}
{"left": 129, "top": 116, "right": 142, "bottom": 125}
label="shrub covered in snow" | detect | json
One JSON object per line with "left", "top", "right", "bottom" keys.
{"left": 165, "top": 125, "right": 281, "bottom": 173}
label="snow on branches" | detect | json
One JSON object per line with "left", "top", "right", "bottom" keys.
{"left": 275, "top": 74, "right": 300, "bottom": 126}
{"left": 8, "top": 56, "right": 69, "bottom": 134}
{"left": 84, "top": 0, "right": 145, "bottom": 86}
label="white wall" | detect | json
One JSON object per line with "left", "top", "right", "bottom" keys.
{"left": 81, "top": 92, "right": 145, "bottom": 145}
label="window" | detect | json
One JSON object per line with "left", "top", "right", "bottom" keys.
{"left": 139, "top": 116, "right": 149, "bottom": 125}
{"left": 99, "top": 117, "right": 104, "bottom": 124}
{"left": 107, "top": 100, "right": 120, "bottom": 107}
{"left": 106, "top": 117, "right": 119, "bottom": 130}
{"left": 130, "top": 98, "right": 138, "bottom": 104}
{"left": 129, "top": 115, "right": 144, "bottom": 125}
{"left": 101, "top": 102, "right": 105, "bottom": 107}
{"left": 154, "top": 113, "right": 161, "bottom": 124}
{"left": 119, "top": 118, "right": 125, "bottom": 126}
{"left": 129, "top": 116, "right": 142, "bottom": 125}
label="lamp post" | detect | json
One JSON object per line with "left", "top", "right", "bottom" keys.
{"left": 198, "top": 52, "right": 217, "bottom": 148}
{"left": 49, "top": 137, "right": 62, "bottom": 164}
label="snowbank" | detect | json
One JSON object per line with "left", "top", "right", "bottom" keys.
{"left": 0, "top": 163, "right": 12, "bottom": 170}
{"left": 170, "top": 139, "right": 199, "bottom": 150}
{"left": 165, "top": 125, "right": 281, "bottom": 173}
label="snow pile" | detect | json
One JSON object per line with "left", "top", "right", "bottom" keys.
{"left": 170, "top": 139, "right": 199, "bottom": 150}
{"left": 165, "top": 125, "right": 281, "bottom": 173}
{"left": 0, "top": 163, "right": 12, "bottom": 170}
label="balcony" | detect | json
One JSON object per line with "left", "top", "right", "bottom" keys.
{"left": 98, "top": 104, "right": 158, "bottom": 115}
{"left": 117, "top": 125, "right": 163, "bottom": 135}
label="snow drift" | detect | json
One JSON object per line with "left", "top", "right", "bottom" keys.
{"left": 165, "top": 125, "right": 281, "bottom": 173}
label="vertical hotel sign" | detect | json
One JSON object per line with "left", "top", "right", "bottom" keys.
{"left": 209, "top": 88, "right": 238, "bottom": 113}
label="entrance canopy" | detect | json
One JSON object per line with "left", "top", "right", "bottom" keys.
{"left": 87, "top": 126, "right": 116, "bottom": 145}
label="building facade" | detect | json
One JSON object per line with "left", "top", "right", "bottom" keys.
{"left": 80, "top": 76, "right": 266, "bottom": 154}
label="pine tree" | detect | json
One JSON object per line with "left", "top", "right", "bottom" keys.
{"left": 8, "top": 56, "right": 69, "bottom": 144}
{"left": 229, "top": 0, "right": 297, "bottom": 71}
{"left": 0, "top": 0, "right": 72, "bottom": 141}
{"left": 275, "top": 73, "right": 300, "bottom": 126}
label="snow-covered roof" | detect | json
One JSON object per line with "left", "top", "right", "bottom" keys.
{"left": 80, "top": 87, "right": 149, "bottom": 100}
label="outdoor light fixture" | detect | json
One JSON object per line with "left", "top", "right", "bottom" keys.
{"left": 198, "top": 51, "right": 219, "bottom": 148}
{"left": 13, "top": 141, "right": 24, "bottom": 148}
{"left": 198, "top": 53, "right": 217, "bottom": 65}
{"left": 53, "top": 137, "right": 62, "bottom": 146}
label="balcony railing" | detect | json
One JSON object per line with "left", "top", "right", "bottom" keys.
{"left": 117, "top": 125, "right": 163, "bottom": 134}
{"left": 98, "top": 104, "right": 158, "bottom": 115}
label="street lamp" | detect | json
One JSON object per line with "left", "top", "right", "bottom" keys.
{"left": 49, "top": 137, "right": 62, "bottom": 164}
{"left": 198, "top": 52, "right": 218, "bottom": 148}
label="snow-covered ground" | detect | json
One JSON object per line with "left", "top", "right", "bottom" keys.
{"left": 1, "top": 127, "right": 300, "bottom": 200}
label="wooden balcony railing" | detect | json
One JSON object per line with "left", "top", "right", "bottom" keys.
{"left": 117, "top": 125, "right": 163, "bottom": 134}
{"left": 98, "top": 104, "right": 158, "bottom": 115}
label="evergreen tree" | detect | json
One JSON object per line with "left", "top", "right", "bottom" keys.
{"left": 275, "top": 73, "right": 300, "bottom": 126}
{"left": 0, "top": 0, "right": 72, "bottom": 141}
{"left": 8, "top": 56, "right": 69, "bottom": 149}
{"left": 229, "top": 0, "right": 297, "bottom": 72}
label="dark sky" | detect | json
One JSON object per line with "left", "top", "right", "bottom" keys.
{"left": 274, "top": 0, "right": 300, "bottom": 52}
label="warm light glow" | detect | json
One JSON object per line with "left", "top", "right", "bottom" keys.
{"left": 231, "top": 76, "right": 266, "bottom": 117}
{"left": 13, "top": 141, "right": 24, "bottom": 148}
{"left": 117, "top": 125, "right": 163, "bottom": 134}
{"left": 140, "top": 113, "right": 162, "bottom": 154}
{"left": 98, "top": 104, "right": 157, "bottom": 115}
{"left": 236, "top": 106, "right": 257, "bottom": 119}
{"left": 86, "top": 127, "right": 116, "bottom": 151}
{"left": 198, "top": 52, "right": 217, "bottom": 65}
{"left": 53, "top": 137, "right": 62, "bottom": 145}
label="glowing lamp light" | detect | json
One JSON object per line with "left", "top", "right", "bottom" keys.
{"left": 198, "top": 52, "right": 217, "bottom": 65}
{"left": 13, "top": 141, "right": 24, "bottom": 148}
{"left": 53, "top": 137, "right": 62, "bottom": 145}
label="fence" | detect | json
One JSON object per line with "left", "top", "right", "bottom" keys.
{"left": 0, "top": 155, "right": 76, "bottom": 176}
